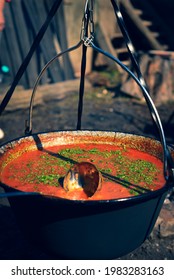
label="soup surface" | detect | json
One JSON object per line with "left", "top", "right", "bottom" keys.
{"left": 0, "top": 143, "right": 165, "bottom": 200}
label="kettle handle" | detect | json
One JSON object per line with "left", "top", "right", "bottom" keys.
{"left": 25, "top": 0, "right": 174, "bottom": 182}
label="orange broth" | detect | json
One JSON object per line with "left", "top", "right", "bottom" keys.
{"left": 0, "top": 143, "right": 165, "bottom": 200}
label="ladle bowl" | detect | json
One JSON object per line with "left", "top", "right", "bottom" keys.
{"left": 0, "top": 130, "right": 173, "bottom": 259}
{"left": 63, "top": 161, "right": 103, "bottom": 197}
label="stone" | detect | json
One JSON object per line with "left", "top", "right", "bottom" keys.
{"left": 154, "top": 200, "right": 174, "bottom": 238}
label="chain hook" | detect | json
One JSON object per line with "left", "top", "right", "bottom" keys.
{"left": 80, "top": 0, "right": 94, "bottom": 46}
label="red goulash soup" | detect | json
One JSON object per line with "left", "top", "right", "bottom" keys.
{"left": 0, "top": 143, "right": 165, "bottom": 200}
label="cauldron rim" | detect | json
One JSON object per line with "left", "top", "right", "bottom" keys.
{"left": 0, "top": 129, "right": 172, "bottom": 206}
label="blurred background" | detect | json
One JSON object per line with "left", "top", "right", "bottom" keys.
{"left": 0, "top": 0, "right": 174, "bottom": 89}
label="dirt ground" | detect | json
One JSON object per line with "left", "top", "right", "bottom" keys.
{"left": 0, "top": 76, "right": 174, "bottom": 260}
